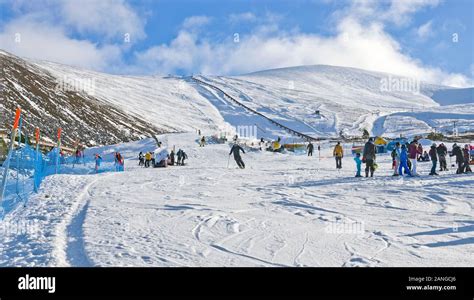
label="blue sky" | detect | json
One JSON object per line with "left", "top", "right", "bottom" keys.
{"left": 0, "top": 0, "right": 473, "bottom": 86}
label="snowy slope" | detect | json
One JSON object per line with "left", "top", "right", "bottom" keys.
{"left": 34, "top": 61, "right": 228, "bottom": 135}
{"left": 0, "top": 50, "right": 160, "bottom": 145}
{"left": 1, "top": 133, "right": 472, "bottom": 267}
{"left": 4, "top": 51, "right": 472, "bottom": 144}
{"left": 373, "top": 104, "right": 474, "bottom": 138}
{"left": 198, "top": 65, "right": 473, "bottom": 138}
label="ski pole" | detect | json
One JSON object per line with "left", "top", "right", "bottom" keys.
{"left": 227, "top": 155, "right": 231, "bottom": 168}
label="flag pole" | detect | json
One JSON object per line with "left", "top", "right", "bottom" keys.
{"left": 0, "top": 108, "right": 22, "bottom": 204}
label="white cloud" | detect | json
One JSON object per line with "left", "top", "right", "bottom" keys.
{"left": 1, "top": 0, "right": 146, "bottom": 42}
{"left": 228, "top": 12, "right": 257, "bottom": 24}
{"left": 59, "top": 0, "right": 146, "bottom": 41}
{"left": 384, "top": 0, "right": 441, "bottom": 26}
{"left": 0, "top": 17, "right": 122, "bottom": 71}
{"left": 416, "top": 20, "right": 434, "bottom": 39}
{"left": 342, "top": 0, "right": 441, "bottom": 27}
{"left": 0, "top": 0, "right": 145, "bottom": 72}
{"left": 182, "top": 16, "right": 212, "bottom": 29}
{"left": 133, "top": 11, "right": 472, "bottom": 87}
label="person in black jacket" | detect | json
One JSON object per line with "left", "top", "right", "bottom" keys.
{"left": 362, "top": 137, "right": 377, "bottom": 177}
{"left": 462, "top": 144, "right": 472, "bottom": 173}
{"left": 307, "top": 142, "right": 314, "bottom": 156}
{"left": 229, "top": 144, "right": 246, "bottom": 169}
{"left": 450, "top": 144, "right": 464, "bottom": 174}
{"left": 428, "top": 143, "right": 438, "bottom": 175}
{"left": 436, "top": 143, "right": 448, "bottom": 171}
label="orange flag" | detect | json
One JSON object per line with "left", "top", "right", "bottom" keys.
{"left": 35, "top": 128, "right": 40, "bottom": 144}
{"left": 12, "top": 108, "right": 21, "bottom": 129}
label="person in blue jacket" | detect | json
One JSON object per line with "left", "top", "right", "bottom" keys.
{"left": 354, "top": 152, "right": 362, "bottom": 177}
{"left": 398, "top": 145, "right": 412, "bottom": 177}
{"left": 94, "top": 154, "right": 102, "bottom": 173}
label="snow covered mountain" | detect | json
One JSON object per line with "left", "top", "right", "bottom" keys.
{"left": 0, "top": 50, "right": 162, "bottom": 146}
{"left": 199, "top": 65, "right": 474, "bottom": 139}
{"left": 2, "top": 49, "right": 473, "bottom": 146}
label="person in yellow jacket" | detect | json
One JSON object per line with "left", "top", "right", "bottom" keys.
{"left": 145, "top": 152, "right": 152, "bottom": 168}
{"left": 333, "top": 142, "right": 344, "bottom": 169}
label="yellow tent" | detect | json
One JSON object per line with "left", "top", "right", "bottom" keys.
{"left": 374, "top": 136, "right": 387, "bottom": 145}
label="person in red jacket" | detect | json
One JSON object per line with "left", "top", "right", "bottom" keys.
{"left": 408, "top": 139, "right": 422, "bottom": 176}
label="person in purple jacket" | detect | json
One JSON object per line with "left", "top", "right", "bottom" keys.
{"left": 408, "top": 139, "right": 422, "bottom": 176}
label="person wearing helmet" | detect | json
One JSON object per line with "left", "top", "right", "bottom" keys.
{"left": 428, "top": 143, "right": 438, "bottom": 175}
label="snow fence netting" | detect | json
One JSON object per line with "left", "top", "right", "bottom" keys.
{"left": 0, "top": 143, "right": 123, "bottom": 219}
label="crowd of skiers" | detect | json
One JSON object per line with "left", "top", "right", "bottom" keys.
{"left": 68, "top": 148, "right": 123, "bottom": 173}
{"left": 138, "top": 148, "right": 188, "bottom": 168}
{"left": 330, "top": 137, "right": 472, "bottom": 178}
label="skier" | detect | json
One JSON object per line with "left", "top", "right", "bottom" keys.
{"left": 408, "top": 139, "right": 422, "bottom": 176}
{"left": 463, "top": 144, "right": 472, "bottom": 173}
{"left": 73, "top": 149, "right": 82, "bottom": 167}
{"left": 307, "top": 141, "right": 314, "bottom": 157}
{"left": 450, "top": 144, "right": 464, "bottom": 174}
{"left": 429, "top": 143, "right": 438, "bottom": 175}
{"left": 398, "top": 145, "right": 412, "bottom": 177}
{"left": 354, "top": 152, "right": 362, "bottom": 177}
{"left": 229, "top": 143, "right": 246, "bottom": 169}
{"left": 437, "top": 143, "right": 448, "bottom": 171}
{"left": 362, "top": 137, "right": 376, "bottom": 177}
{"left": 200, "top": 136, "right": 206, "bottom": 147}
{"left": 333, "top": 142, "right": 343, "bottom": 169}
{"left": 176, "top": 149, "right": 183, "bottom": 165}
{"left": 138, "top": 152, "right": 144, "bottom": 166}
{"left": 115, "top": 152, "right": 124, "bottom": 172}
{"left": 144, "top": 152, "right": 152, "bottom": 168}
{"left": 94, "top": 154, "right": 102, "bottom": 173}
{"left": 391, "top": 142, "right": 401, "bottom": 176}
{"left": 180, "top": 150, "right": 188, "bottom": 165}
{"left": 259, "top": 137, "right": 265, "bottom": 151}
{"left": 169, "top": 150, "right": 175, "bottom": 166}
{"left": 198, "top": 129, "right": 201, "bottom": 136}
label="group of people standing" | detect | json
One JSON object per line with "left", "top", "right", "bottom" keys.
{"left": 329, "top": 137, "right": 472, "bottom": 178}
{"left": 138, "top": 148, "right": 188, "bottom": 168}
{"left": 330, "top": 138, "right": 377, "bottom": 177}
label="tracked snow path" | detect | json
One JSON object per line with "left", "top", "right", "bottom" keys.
{"left": 1, "top": 133, "right": 472, "bottom": 266}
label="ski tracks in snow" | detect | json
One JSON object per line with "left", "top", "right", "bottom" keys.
{"left": 53, "top": 174, "right": 113, "bottom": 266}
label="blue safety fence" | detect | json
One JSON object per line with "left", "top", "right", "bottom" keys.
{"left": 0, "top": 139, "right": 125, "bottom": 219}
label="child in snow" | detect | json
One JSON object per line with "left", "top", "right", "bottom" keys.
{"left": 354, "top": 153, "right": 362, "bottom": 177}
{"left": 95, "top": 154, "right": 102, "bottom": 173}
{"left": 391, "top": 142, "right": 401, "bottom": 176}
{"left": 115, "top": 152, "right": 124, "bottom": 172}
